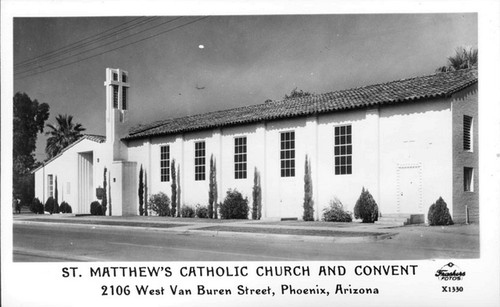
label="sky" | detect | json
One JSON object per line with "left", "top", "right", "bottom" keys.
{"left": 13, "top": 13, "right": 478, "bottom": 162}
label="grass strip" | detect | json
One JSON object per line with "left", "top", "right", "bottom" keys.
{"left": 26, "top": 218, "right": 187, "bottom": 229}
{"left": 197, "top": 226, "right": 385, "bottom": 237}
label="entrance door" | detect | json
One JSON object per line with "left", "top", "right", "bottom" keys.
{"left": 279, "top": 178, "right": 300, "bottom": 219}
{"left": 397, "top": 164, "right": 422, "bottom": 214}
{"left": 78, "top": 152, "right": 94, "bottom": 214}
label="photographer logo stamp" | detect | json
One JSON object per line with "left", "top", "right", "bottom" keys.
{"left": 436, "top": 262, "right": 466, "bottom": 293}
{"left": 435, "top": 262, "right": 466, "bottom": 281}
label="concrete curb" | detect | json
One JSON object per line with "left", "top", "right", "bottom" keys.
{"left": 14, "top": 247, "right": 101, "bottom": 262}
{"left": 14, "top": 220, "right": 395, "bottom": 243}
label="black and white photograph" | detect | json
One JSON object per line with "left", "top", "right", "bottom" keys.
{"left": 2, "top": 0, "right": 499, "bottom": 306}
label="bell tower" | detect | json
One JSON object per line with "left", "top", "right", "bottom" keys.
{"left": 105, "top": 68, "right": 130, "bottom": 160}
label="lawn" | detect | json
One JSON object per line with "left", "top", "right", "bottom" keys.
{"left": 196, "top": 225, "right": 386, "bottom": 237}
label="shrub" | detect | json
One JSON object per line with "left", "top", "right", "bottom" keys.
{"left": 195, "top": 205, "right": 209, "bottom": 218}
{"left": 37, "top": 200, "right": 45, "bottom": 214}
{"left": 149, "top": 192, "right": 171, "bottom": 216}
{"left": 30, "top": 198, "right": 38, "bottom": 213}
{"left": 44, "top": 197, "right": 56, "bottom": 213}
{"left": 181, "top": 205, "right": 195, "bottom": 218}
{"left": 353, "top": 187, "right": 379, "bottom": 223}
{"left": 90, "top": 201, "right": 104, "bottom": 215}
{"left": 30, "top": 198, "right": 44, "bottom": 214}
{"left": 427, "top": 197, "right": 454, "bottom": 226}
{"left": 59, "top": 201, "right": 72, "bottom": 213}
{"left": 219, "top": 189, "right": 249, "bottom": 219}
{"left": 322, "top": 198, "right": 352, "bottom": 222}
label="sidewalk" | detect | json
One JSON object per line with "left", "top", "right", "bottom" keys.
{"left": 13, "top": 213, "right": 479, "bottom": 244}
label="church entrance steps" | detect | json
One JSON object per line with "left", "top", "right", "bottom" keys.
{"left": 375, "top": 214, "right": 425, "bottom": 226}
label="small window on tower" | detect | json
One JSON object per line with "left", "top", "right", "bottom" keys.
{"left": 122, "top": 73, "right": 127, "bottom": 83}
{"left": 464, "top": 167, "right": 474, "bottom": 192}
{"left": 463, "top": 115, "right": 472, "bottom": 151}
{"left": 113, "top": 72, "right": 118, "bottom": 81}
{"left": 112, "top": 85, "right": 119, "bottom": 108}
{"left": 122, "top": 87, "right": 128, "bottom": 110}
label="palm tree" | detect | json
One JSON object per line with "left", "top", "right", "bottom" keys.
{"left": 45, "top": 114, "right": 86, "bottom": 159}
{"left": 436, "top": 47, "right": 478, "bottom": 72}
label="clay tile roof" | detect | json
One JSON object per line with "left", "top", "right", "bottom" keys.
{"left": 125, "top": 68, "right": 477, "bottom": 140}
{"left": 82, "top": 134, "right": 106, "bottom": 143}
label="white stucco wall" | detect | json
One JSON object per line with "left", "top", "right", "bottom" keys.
{"left": 378, "top": 99, "right": 453, "bottom": 218}
{"left": 33, "top": 138, "right": 107, "bottom": 214}
{"left": 123, "top": 96, "right": 455, "bottom": 220}
{"left": 35, "top": 97, "right": 458, "bottom": 220}
{"left": 316, "top": 108, "right": 379, "bottom": 216}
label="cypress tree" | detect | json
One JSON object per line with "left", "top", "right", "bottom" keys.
{"left": 208, "top": 155, "right": 214, "bottom": 218}
{"left": 208, "top": 155, "right": 218, "bottom": 219}
{"left": 144, "top": 170, "right": 148, "bottom": 216}
{"left": 354, "top": 187, "right": 379, "bottom": 223}
{"left": 252, "top": 167, "right": 262, "bottom": 220}
{"left": 108, "top": 170, "right": 112, "bottom": 216}
{"left": 213, "top": 157, "right": 218, "bottom": 219}
{"left": 177, "top": 164, "right": 181, "bottom": 217}
{"left": 138, "top": 165, "right": 144, "bottom": 216}
{"left": 171, "top": 159, "right": 177, "bottom": 217}
{"left": 54, "top": 176, "right": 59, "bottom": 213}
{"left": 427, "top": 197, "right": 454, "bottom": 226}
{"left": 303, "top": 155, "right": 314, "bottom": 221}
{"left": 102, "top": 167, "right": 107, "bottom": 215}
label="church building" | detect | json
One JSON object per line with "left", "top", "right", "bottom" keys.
{"left": 33, "top": 67, "right": 479, "bottom": 223}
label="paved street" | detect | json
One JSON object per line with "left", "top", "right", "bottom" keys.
{"left": 13, "top": 219, "right": 479, "bottom": 261}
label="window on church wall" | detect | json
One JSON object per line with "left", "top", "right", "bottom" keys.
{"left": 122, "top": 87, "right": 128, "bottom": 110}
{"left": 122, "top": 73, "right": 127, "bottom": 83}
{"left": 112, "top": 72, "right": 118, "bottom": 81}
{"left": 334, "top": 125, "right": 352, "bottom": 175}
{"left": 463, "top": 115, "right": 472, "bottom": 151}
{"left": 464, "top": 167, "right": 474, "bottom": 192}
{"left": 234, "top": 137, "right": 247, "bottom": 179}
{"left": 112, "top": 85, "right": 119, "bottom": 108}
{"left": 160, "top": 145, "right": 170, "bottom": 182}
{"left": 280, "top": 131, "right": 295, "bottom": 177}
{"left": 195, "top": 141, "right": 206, "bottom": 181}
{"left": 47, "top": 174, "right": 54, "bottom": 198}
